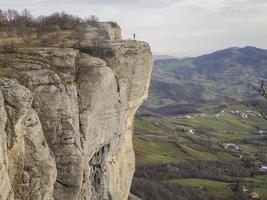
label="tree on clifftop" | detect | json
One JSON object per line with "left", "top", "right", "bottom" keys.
{"left": 0, "top": 10, "right": 5, "bottom": 30}
{"left": 3, "top": 9, "right": 18, "bottom": 36}
{"left": 259, "top": 81, "right": 267, "bottom": 99}
{"left": 15, "top": 9, "right": 34, "bottom": 45}
{"left": 86, "top": 15, "right": 99, "bottom": 27}
{"left": 255, "top": 81, "right": 267, "bottom": 119}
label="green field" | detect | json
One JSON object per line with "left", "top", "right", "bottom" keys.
{"left": 133, "top": 103, "right": 267, "bottom": 199}
{"left": 165, "top": 178, "right": 233, "bottom": 198}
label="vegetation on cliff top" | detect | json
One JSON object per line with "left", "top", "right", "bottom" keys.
{"left": 0, "top": 9, "right": 119, "bottom": 50}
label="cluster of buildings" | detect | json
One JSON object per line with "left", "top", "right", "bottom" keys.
{"left": 222, "top": 143, "right": 248, "bottom": 157}
{"left": 229, "top": 109, "right": 261, "bottom": 119}
{"left": 181, "top": 108, "right": 262, "bottom": 120}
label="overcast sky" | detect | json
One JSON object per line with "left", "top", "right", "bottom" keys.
{"left": 1, "top": 0, "right": 267, "bottom": 56}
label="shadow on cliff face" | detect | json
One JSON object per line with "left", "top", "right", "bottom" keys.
{"left": 79, "top": 44, "right": 114, "bottom": 59}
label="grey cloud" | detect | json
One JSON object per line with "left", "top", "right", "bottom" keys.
{"left": 30, "top": 0, "right": 183, "bottom": 7}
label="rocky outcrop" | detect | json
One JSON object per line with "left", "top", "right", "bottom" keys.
{"left": 0, "top": 31, "right": 152, "bottom": 199}
{"left": 75, "top": 22, "right": 122, "bottom": 48}
{"left": 98, "top": 22, "right": 122, "bottom": 40}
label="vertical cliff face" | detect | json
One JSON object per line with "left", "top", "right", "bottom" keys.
{"left": 0, "top": 26, "right": 153, "bottom": 199}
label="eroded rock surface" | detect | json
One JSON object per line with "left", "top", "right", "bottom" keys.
{"left": 0, "top": 34, "right": 152, "bottom": 200}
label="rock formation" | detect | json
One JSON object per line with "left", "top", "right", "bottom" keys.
{"left": 0, "top": 23, "right": 152, "bottom": 200}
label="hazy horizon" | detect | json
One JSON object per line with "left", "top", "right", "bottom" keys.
{"left": 1, "top": 0, "right": 267, "bottom": 57}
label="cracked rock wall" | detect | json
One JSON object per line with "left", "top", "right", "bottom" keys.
{"left": 0, "top": 39, "right": 152, "bottom": 200}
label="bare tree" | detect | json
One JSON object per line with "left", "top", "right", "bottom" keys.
{"left": 86, "top": 15, "right": 99, "bottom": 27}
{"left": 2, "top": 9, "right": 18, "bottom": 36}
{"left": 0, "top": 9, "right": 101, "bottom": 47}
{"left": 15, "top": 9, "right": 34, "bottom": 45}
{"left": 253, "top": 81, "right": 267, "bottom": 119}
{"left": 59, "top": 12, "right": 80, "bottom": 29}
{"left": 259, "top": 81, "right": 267, "bottom": 99}
{"left": 6, "top": 9, "right": 18, "bottom": 22}
{"left": 0, "top": 9, "right": 6, "bottom": 31}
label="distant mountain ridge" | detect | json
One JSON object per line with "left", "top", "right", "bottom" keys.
{"left": 153, "top": 55, "right": 180, "bottom": 60}
{"left": 149, "top": 46, "right": 267, "bottom": 107}
{"left": 153, "top": 55, "right": 191, "bottom": 61}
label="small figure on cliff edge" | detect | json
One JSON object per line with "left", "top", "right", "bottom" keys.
{"left": 133, "top": 33, "right": 136, "bottom": 41}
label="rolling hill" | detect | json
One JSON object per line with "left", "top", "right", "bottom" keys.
{"left": 148, "top": 46, "right": 267, "bottom": 107}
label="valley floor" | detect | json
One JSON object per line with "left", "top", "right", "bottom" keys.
{"left": 131, "top": 103, "right": 267, "bottom": 200}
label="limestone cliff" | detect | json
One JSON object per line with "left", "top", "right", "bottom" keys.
{"left": 0, "top": 24, "right": 152, "bottom": 200}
